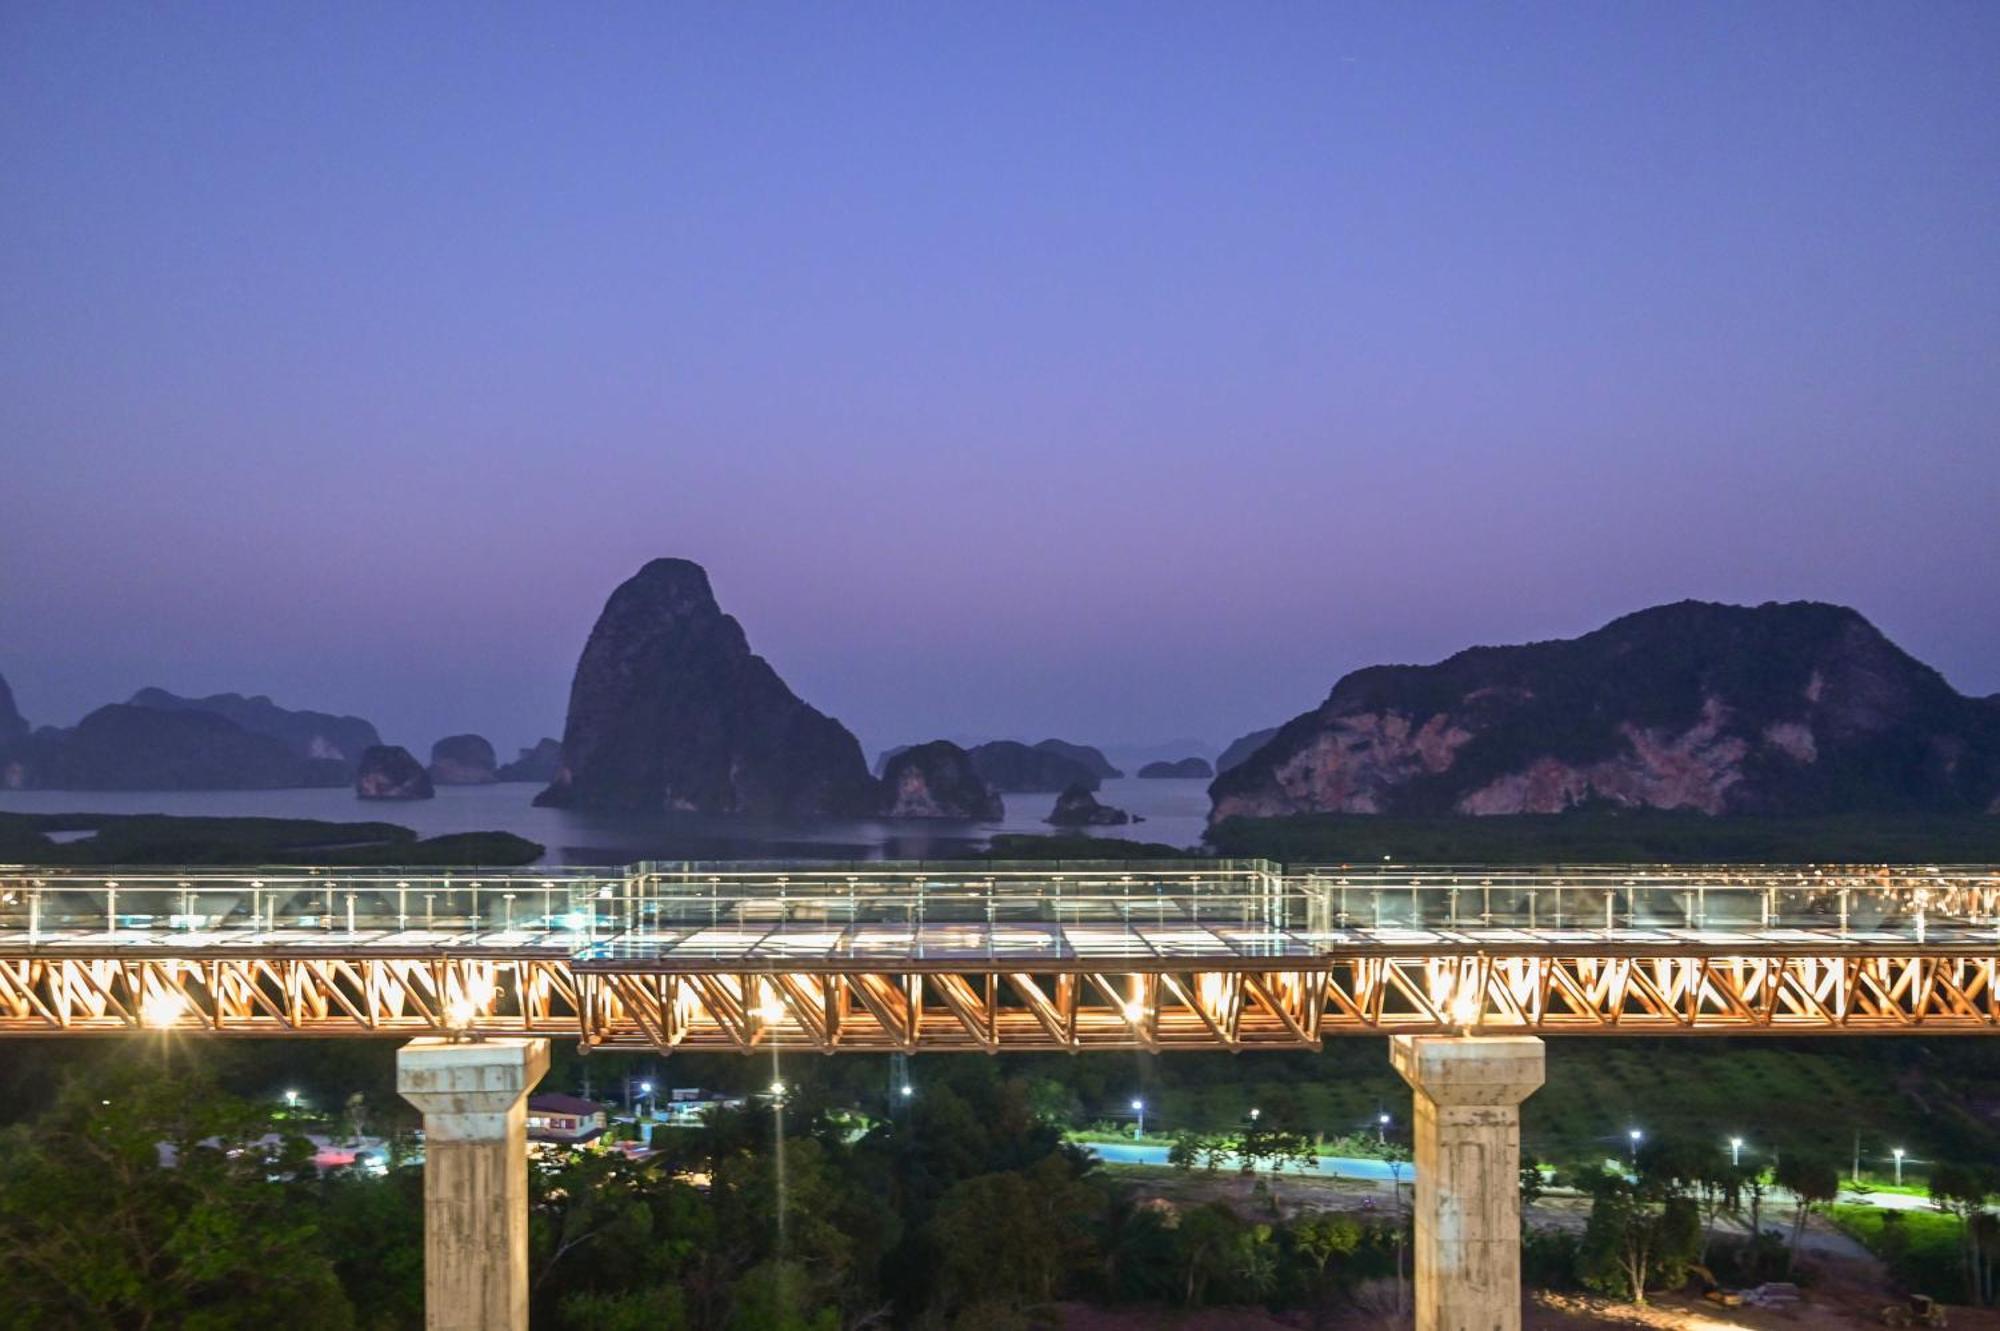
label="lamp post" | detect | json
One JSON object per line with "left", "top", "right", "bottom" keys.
{"left": 1131, "top": 1098, "right": 1145, "bottom": 1140}
{"left": 1893, "top": 1147, "right": 1906, "bottom": 1186}
{"left": 284, "top": 1089, "right": 299, "bottom": 1110}
{"left": 1730, "top": 1136, "right": 1744, "bottom": 1167}
{"left": 1627, "top": 1128, "right": 1643, "bottom": 1163}
{"left": 1377, "top": 1112, "right": 1390, "bottom": 1145}
{"left": 638, "top": 1080, "right": 653, "bottom": 1118}
{"left": 1248, "top": 1107, "right": 1261, "bottom": 1124}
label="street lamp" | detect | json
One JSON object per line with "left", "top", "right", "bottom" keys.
{"left": 1377, "top": 1112, "right": 1390, "bottom": 1144}
{"left": 1893, "top": 1147, "right": 1906, "bottom": 1186}
{"left": 899, "top": 1083, "right": 913, "bottom": 1099}
{"left": 1627, "top": 1128, "right": 1643, "bottom": 1162}
{"left": 284, "top": 1089, "right": 299, "bottom": 1109}
{"left": 1730, "top": 1136, "right": 1744, "bottom": 1167}
{"left": 1131, "top": 1098, "right": 1146, "bottom": 1139}
{"left": 1248, "top": 1107, "right": 1261, "bottom": 1123}
{"left": 638, "top": 1081, "right": 653, "bottom": 1117}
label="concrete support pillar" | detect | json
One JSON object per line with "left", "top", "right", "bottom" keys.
{"left": 1391, "top": 1035, "right": 1546, "bottom": 1331}
{"left": 397, "top": 1038, "right": 550, "bottom": 1331}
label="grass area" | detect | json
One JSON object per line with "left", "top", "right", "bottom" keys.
{"left": 1833, "top": 1203, "right": 1974, "bottom": 1301}
{"left": 1066, "top": 1128, "right": 1171, "bottom": 1146}
{"left": 1206, "top": 810, "right": 2000, "bottom": 864}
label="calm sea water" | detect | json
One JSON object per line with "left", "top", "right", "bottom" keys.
{"left": 0, "top": 777, "right": 1214, "bottom": 866}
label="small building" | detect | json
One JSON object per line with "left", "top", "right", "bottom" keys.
{"left": 660, "top": 1089, "right": 745, "bottom": 1126}
{"left": 526, "top": 1093, "right": 608, "bottom": 1144}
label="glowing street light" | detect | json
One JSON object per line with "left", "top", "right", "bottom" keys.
{"left": 1248, "top": 1107, "right": 1261, "bottom": 1123}
{"left": 1893, "top": 1146, "right": 1906, "bottom": 1185}
{"left": 1130, "top": 1097, "right": 1146, "bottom": 1139}
{"left": 899, "top": 1084, "right": 913, "bottom": 1098}
{"left": 768, "top": 1079, "right": 787, "bottom": 1099}
{"left": 1730, "top": 1136, "right": 1744, "bottom": 1167}
{"left": 1377, "top": 1112, "right": 1391, "bottom": 1144}
{"left": 1627, "top": 1128, "right": 1643, "bottom": 1162}
{"left": 284, "top": 1089, "right": 299, "bottom": 1109}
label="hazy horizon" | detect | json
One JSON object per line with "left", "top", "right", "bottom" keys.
{"left": 5, "top": 5, "right": 1996, "bottom": 758}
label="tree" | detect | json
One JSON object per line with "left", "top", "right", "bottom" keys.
{"left": 1634, "top": 1136, "right": 1733, "bottom": 1262}
{"left": 1093, "top": 1187, "right": 1178, "bottom": 1302}
{"left": 0, "top": 1065, "right": 353, "bottom": 1330}
{"left": 930, "top": 1157, "right": 1101, "bottom": 1312}
{"left": 1743, "top": 1168, "right": 1772, "bottom": 1243}
{"left": 1175, "top": 1203, "right": 1248, "bottom": 1307}
{"left": 725, "top": 1259, "right": 840, "bottom": 1331}
{"left": 1288, "top": 1210, "right": 1363, "bottom": 1324}
{"left": 1774, "top": 1152, "right": 1840, "bottom": 1268}
{"left": 1930, "top": 1163, "right": 1998, "bottom": 1307}
{"left": 558, "top": 1285, "right": 690, "bottom": 1331}
{"left": 1167, "top": 1130, "right": 1213, "bottom": 1172}
{"left": 1520, "top": 1155, "right": 1546, "bottom": 1209}
{"left": 1576, "top": 1170, "right": 1701, "bottom": 1305}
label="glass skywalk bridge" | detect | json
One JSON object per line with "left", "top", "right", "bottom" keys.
{"left": 1, "top": 861, "right": 1996, "bottom": 1048}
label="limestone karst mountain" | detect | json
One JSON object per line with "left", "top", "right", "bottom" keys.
{"left": 878, "top": 741, "right": 1004, "bottom": 819}
{"left": 128, "top": 687, "right": 381, "bottom": 781}
{"left": 535, "top": 559, "right": 879, "bottom": 818}
{"left": 965, "top": 741, "right": 1100, "bottom": 793}
{"left": 1210, "top": 601, "right": 2000, "bottom": 823}
{"left": 429, "top": 734, "right": 498, "bottom": 785}
{"left": 356, "top": 745, "right": 434, "bottom": 801}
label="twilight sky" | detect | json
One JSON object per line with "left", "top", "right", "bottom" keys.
{"left": 3, "top": 3, "right": 1996, "bottom": 760}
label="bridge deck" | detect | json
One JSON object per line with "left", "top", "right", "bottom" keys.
{"left": 2, "top": 860, "right": 1995, "bottom": 1047}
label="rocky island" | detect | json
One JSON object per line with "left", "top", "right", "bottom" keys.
{"left": 496, "top": 737, "right": 562, "bottom": 783}
{"left": 536, "top": 559, "right": 879, "bottom": 817}
{"left": 1046, "top": 781, "right": 1134, "bottom": 826}
{"left": 1138, "top": 757, "right": 1213, "bottom": 778}
{"left": 878, "top": 741, "right": 1004, "bottom": 819}
{"left": 356, "top": 745, "right": 434, "bottom": 800}
{"left": 1209, "top": 600, "right": 2000, "bottom": 823}
{"left": 1032, "top": 739, "right": 1122, "bottom": 780}
{"left": 1, "top": 684, "right": 387, "bottom": 791}
{"left": 966, "top": 741, "right": 1100, "bottom": 792}
{"left": 428, "top": 733, "right": 498, "bottom": 785}
{"left": 14, "top": 704, "right": 314, "bottom": 791}
{"left": 127, "top": 688, "right": 380, "bottom": 782}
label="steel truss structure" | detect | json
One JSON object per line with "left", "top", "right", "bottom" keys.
{"left": 1, "top": 949, "right": 1996, "bottom": 1048}
{"left": 1, "top": 860, "right": 1996, "bottom": 1048}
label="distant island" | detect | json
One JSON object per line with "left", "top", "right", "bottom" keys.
{"left": 7, "top": 582, "right": 1997, "bottom": 837}
{"left": 1138, "top": 757, "right": 1212, "bottom": 779}
{"left": 1214, "top": 726, "right": 1279, "bottom": 775}
{"left": 1045, "top": 781, "right": 1133, "bottom": 827}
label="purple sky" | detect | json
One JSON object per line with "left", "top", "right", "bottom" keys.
{"left": 3, "top": 3, "right": 1996, "bottom": 760}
